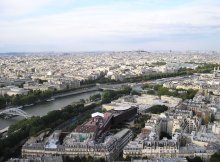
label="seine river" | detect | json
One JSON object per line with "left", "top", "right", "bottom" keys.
{"left": 0, "top": 91, "right": 101, "bottom": 129}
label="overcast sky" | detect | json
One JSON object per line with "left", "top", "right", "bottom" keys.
{"left": 0, "top": 0, "right": 220, "bottom": 52}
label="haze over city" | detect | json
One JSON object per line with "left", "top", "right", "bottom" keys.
{"left": 0, "top": 0, "right": 220, "bottom": 52}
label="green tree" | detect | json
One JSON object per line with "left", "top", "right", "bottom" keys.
{"left": 131, "top": 90, "right": 141, "bottom": 96}
{"left": 0, "top": 97, "right": 6, "bottom": 109}
{"left": 101, "top": 86, "right": 132, "bottom": 104}
{"left": 186, "top": 156, "right": 203, "bottom": 162}
{"left": 90, "top": 94, "right": 101, "bottom": 101}
{"left": 210, "top": 152, "right": 220, "bottom": 162}
{"left": 210, "top": 114, "right": 215, "bottom": 123}
{"left": 101, "top": 90, "right": 115, "bottom": 104}
{"left": 147, "top": 90, "right": 156, "bottom": 95}
{"left": 80, "top": 99, "right": 85, "bottom": 104}
{"left": 146, "top": 105, "right": 168, "bottom": 114}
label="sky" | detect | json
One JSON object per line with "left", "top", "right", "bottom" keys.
{"left": 0, "top": 0, "right": 220, "bottom": 52}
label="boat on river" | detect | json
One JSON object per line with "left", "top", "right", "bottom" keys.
{"left": 46, "top": 97, "right": 55, "bottom": 102}
{"left": 24, "top": 104, "right": 34, "bottom": 107}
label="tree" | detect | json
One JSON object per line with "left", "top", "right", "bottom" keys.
{"left": 80, "top": 99, "right": 85, "bottom": 104}
{"left": 90, "top": 94, "right": 101, "bottom": 101}
{"left": 210, "top": 114, "right": 215, "bottom": 123}
{"left": 131, "top": 90, "right": 141, "bottom": 96}
{"left": 101, "top": 90, "right": 115, "bottom": 104}
{"left": 160, "top": 132, "right": 172, "bottom": 140}
{"left": 209, "top": 91, "right": 214, "bottom": 95}
{"left": 186, "top": 156, "right": 203, "bottom": 162}
{"left": 147, "top": 90, "right": 156, "bottom": 95}
{"left": 120, "top": 86, "right": 132, "bottom": 95}
{"left": 146, "top": 105, "right": 168, "bottom": 114}
{"left": 203, "top": 112, "right": 211, "bottom": 125}
{"left": 0, "top": 97, "right": 6, "bottom": 109}
{"left": 209, "top": 152, "right": 220, "bottom": 162}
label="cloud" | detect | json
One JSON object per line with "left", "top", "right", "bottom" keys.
{"left": 0, "top": 0, "right": 51, "bottom": 16}
{"left": 0, "top": 0, "right": 220, "bottom": 51}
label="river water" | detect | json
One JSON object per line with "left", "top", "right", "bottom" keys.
{"left": 0, "top": 91, "right": 101, "bottom": 129}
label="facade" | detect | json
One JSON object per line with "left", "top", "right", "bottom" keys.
{"left": 132, "top": 158, "right": 188, "bottom": 162}
{"left": 212, "top": 122, "right": 220, "bottom": 135}
{"left": 124, "top": 138, "right": 180, "bottom": 158}
{"left": 123, "top": 108, "right": 217, "bottom": 160}
{"left": 22, "top": 128, "right": 132, "bottom": 162}
{"left": 22, "top": 107, "right": 137, "bottom": 161}
{"left": 0, "top": 86, "right": 29, "bottom": 96}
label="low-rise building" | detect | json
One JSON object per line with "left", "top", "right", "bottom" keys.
{"left": 0, "top": 86, "right": 29, "bottom": 96}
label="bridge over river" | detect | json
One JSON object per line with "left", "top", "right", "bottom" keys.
{"left": 0, "top": 108, "right": 30, "bottom": 119}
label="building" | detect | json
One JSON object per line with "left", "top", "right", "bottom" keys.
{"left": 22, "top": 128, "right": 132, "bottom": 162}
{"left": 7, "top": 156, "right": 63, "bottom": 162}
{"left": 0, "top": 86, "right": 29, "bottom": 96}
{"left": 123, "top": 108, "right": 216, "bottom": 160}
{"left": 22, "top": 108, "right": 137, "bottom": 162}
{"left": 131, "top": 157, "right": 188, "bottom": 162}
{"left": 212, "top": 122, "right": 220, "bottom": 135}
{"left": 110, "top": 106, "right": 138, "bottom": 125}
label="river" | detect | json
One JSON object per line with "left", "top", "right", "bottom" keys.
{"left": 0, "top": 91, "right": 101, "bottom": 129}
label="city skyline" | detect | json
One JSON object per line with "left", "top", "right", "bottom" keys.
{"left": 0, "top": 0, "right": 220, "bottom": 52}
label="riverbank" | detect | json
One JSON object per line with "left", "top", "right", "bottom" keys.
{"left": 53, "top": 86, "right": 99, "bottom": 98}
{"left": 21, "top": 86, "right": 100, "bottom": 108}
{"left": 0, "top": 91, "right": 102, "bottom": 129}
{"left": 0, "top": 85, "right": 100, "bottom": 111}
{"left": 0, "top": 84, "right": 97, "bottom": 111}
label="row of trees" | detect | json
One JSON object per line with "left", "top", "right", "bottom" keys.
{"left": 0, "top": 90, "right": 53, "bottom": 110}
{"left": 11, "top": 90, "right": 53, "bottom": 106}
{"left": 145, "top": 84, "right": 198, "bottom": 100}
{"left": 151, "top": 61, "right": 166, "bottom": 66}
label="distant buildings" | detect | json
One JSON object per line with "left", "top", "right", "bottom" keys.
{"left": 0, "top": 86, "right": 29, "bottom": 96}
{"left": 0, "top": 51, "right": 217, "bottom": 90}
